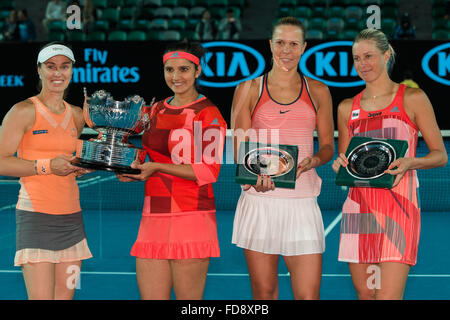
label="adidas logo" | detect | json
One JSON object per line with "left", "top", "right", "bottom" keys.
{"left": 390, "top": 106, "right": 400, "bottom": 113}
{"left": 171, "top": 52, "right": 179, "bottom": 57}
{"left": 210, "top": 118, "right": 219, "bottom": 125}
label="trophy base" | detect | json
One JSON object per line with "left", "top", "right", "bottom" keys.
{"left": 71, "top": 158, "right": 141, "bottom": 174}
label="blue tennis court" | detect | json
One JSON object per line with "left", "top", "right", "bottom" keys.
{"left": 0, "top": 138, "right": 449, "bottom": 300}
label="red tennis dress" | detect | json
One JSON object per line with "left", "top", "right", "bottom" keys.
{"left": 130, "top": 95, "right": 227, "bottom": 259}
{"left": 338, "top": 84, "right": 421, "bottom": 266}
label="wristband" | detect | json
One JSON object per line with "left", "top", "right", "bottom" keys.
{"left": 36, "top": 159, "right": 52, "bottom": 175}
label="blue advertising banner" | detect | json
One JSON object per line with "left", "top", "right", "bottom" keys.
{"left": 0, "top": 40, "right": 449, "bottom": 129}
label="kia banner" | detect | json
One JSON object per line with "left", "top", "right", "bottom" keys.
{"left": 0, "top": 40, "right": 448, "bottom": 129}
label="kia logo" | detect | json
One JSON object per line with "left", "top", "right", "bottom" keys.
{"left": 199, "top": 42, "right": 266, "bottom": 88}
{"left": 422, "top": 43, "right": 450, "bottom": 86}
{"left": 299, "top": 41, "right": 365, "bottom": 88}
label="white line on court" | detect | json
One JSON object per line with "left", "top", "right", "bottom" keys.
{"left": 324, "top": 212, "right": 343, "bottom": 237}
{"left": 0, "top": 176, "right": 115, "bottom": 213}
{"left": 0, "top": 209, "right": 447, "bottom": 280}
{"left": 0, "top": 270, "right": 449, "bottom": 278}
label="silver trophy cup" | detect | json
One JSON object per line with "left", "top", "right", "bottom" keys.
{"left": 72, "top": 89, "right": 146, "bottom": 174}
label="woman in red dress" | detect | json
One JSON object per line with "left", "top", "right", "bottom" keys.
{"left": 118, "top": 42, "right": 227, "bottom": 300}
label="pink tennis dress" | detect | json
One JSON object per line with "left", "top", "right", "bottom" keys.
{"left": 232, "top": 73, "right": 325, "bottom": 256}
{"left": 338, "top": 84, "right": 420, "bottom": 266}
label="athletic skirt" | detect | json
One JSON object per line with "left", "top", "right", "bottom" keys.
{"left": 130, "top": 211, "right": 220, "bottom": 260}
{"left": 232, "top": 192, "right": 325, "bottom": 256}
{"left": 15, "top": 209, "right": 92, "bottom": 266}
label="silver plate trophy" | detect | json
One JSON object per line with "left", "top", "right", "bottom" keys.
{"left": 72, "top": 88, "right": 147, "bottom": 174}
{"left": 244, "top": 147, "right": 295, "bottom": 177}
{"left": 235, "top": 142, "right": 299, "bottom": 189}
{"left": 346, "top": 140, "right": 396, "bottom": 180}
{"left": 335, "top": 136, "right": 409, "bottom": 188}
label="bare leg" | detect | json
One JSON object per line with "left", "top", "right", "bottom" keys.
{"left": 136, "top": 258, "right": 172, "bottom": 300}
{"left": 283, "top": 253, "right": 322, "bottom": 300}
{"left": 22, "top": 262, "right": 55, "bottom": 300}
{"left": 243, "top": 249, "right": 280, "bottom": 300}
{"left": 171, "top": 258, "right": 210, "bottom": 300}
{"left": 54, "top": 261, "right": 82, "bottom": 300}
{"left": 348, "top": 263, "right": 377, "bottom": 300}
{"left": 375, "top": 262, "right": 410, "bottom": 300}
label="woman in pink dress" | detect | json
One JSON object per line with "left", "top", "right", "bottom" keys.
{"left": 231, "top": 17, "right": 335, "bottom": 300}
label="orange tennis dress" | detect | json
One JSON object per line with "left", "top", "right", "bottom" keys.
{"left": 338, "top": 84, "right": 420, "bottom": 266}
{"left": 130, "top": 95, "right": 227, "bottom": 259}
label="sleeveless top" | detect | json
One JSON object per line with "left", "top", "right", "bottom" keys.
{"left": 246, "top": 73, "right": 322, "bottom": 198}
{"left": 347, "top": 84, "right": 418, "bottom": 178}
{"left": 16, "top": 96, "right": 80, "bottom": 215}
{"left": 140, "top": 95, "right": 227, "bottom": 216}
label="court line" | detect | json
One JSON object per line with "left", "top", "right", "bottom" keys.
{"left": 0, "top": 175, "right": 115, "bottom": 213}
{"left": 0, "top": 270, "right": 449, "bottom": 278}
{"left": 324, "top": 212, "right": 342, "bottom": 237}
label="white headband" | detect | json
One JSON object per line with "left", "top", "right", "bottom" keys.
{"left": 37, "top": 44, "right": 76, "bottom": 65}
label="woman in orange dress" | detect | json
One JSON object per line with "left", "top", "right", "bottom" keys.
{"left": 0, "top": 42, "right": 92, "bottom": 299}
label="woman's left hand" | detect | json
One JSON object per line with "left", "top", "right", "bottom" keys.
{"left": 73, "top": 168, "right": 93, "bottom": 177}
{"left": 296, "top": 157, "right": 320, "bottom": 179}
{"left": 384, "top": 157, "right": 414, "bottom": 187}
{"left": 121, "top": 160, "right": 159, "bottom": 181}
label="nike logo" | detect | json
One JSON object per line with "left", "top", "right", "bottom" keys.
{"left": 279, "top": 110, "right": 291, "bottom": 114}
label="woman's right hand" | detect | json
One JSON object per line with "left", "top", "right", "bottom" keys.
{"left": 242, "top": 174, "right": 275, "bottom": 192}
{"left": 332, "top": 153, "right": 349, "bottom": 173}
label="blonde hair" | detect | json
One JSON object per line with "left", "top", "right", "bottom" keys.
{"left": 354, "top": 28, "right": 396, "bottom": 72}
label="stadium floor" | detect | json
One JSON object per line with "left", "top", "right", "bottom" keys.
{"left": 0, "top": 208, "right": 449, "bottom": 300}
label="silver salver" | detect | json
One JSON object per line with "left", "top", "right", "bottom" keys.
{"left": 243, "top": 147, "right": 295, "bottom": 177}
{"left": 346, "top": 140, "right": 396, "bottom": 180}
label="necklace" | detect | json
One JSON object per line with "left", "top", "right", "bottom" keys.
{"left": 367, "top": 87, "right": 396, "bottom": 101}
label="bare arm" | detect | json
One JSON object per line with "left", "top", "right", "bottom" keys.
{"left": 0, "top": 101, "right": 36, "bottom": 177}
{"left": 0, "top": 100, "right": 81, "bottom": 178}
{"left": 332, "top": 98, "right": 353, "bottom": 173}
{"left": 386, "top": 88, "right": 447, "bottom": 185}
{"left": 298, "top": 78, "right": 335, "bottom": 175}
{"left": 231, "top": 77, "right": 275, "bottom": 191}
{"left": 404, "top": 88, "right": 447, "bottom": 169}
{"left": 231, "top": 78, "right": 259, "bottom": 162}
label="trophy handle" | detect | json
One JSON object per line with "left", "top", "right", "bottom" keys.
{"left": 83, "top": 88, "right": 95, "bottom": 128}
